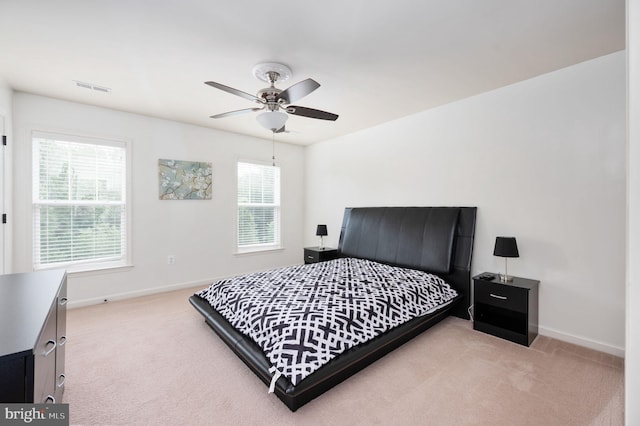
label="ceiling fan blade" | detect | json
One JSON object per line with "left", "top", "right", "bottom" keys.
{"left": 205, "top": 81, "right": 264, "bottom": 103}
{"left": 277, "top": 78, "right": 320, "bottom": 104}
{"left": 286, "top": 106, "right": 339, "bottom": 121}
{"left": 210, "top": 107, "right": 263, "bottom": 119}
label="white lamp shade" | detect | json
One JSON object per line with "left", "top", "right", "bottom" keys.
{"left": 256, "top": 111, "right": 288, "bottom": 131}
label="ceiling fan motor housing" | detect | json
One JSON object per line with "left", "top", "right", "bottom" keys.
{"left": 257, "top": 87, "right": 284, "bottom": 111}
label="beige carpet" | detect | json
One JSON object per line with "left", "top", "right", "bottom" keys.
{"left": 63, "top": 287, "right": 624, "bottom": 425}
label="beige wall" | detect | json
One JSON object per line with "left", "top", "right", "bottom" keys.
{"left": 11, "top": 93, "right": 306, "bottom": 306}
{"left": 305, "top": 52, "right": 626, "bottom": 355}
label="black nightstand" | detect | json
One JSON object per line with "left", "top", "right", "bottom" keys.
{"left": 473, "top": 273, "right": 540, "bottom": 346}
{"left": 304, "top": 247, "right": 338, "bottom": 264}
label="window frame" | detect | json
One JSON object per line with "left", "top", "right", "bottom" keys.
{"left": 236, "top": 159, "right": 282, "bottom": 254}
{"left": 31, "top": 130, "right": 132, "bottom": 273}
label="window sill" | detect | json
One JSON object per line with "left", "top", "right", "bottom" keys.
{"left": 234, "top": 246, "right": 284, "bottom": 256}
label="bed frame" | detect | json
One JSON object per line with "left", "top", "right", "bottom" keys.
{"left": 189, "top": 206, "right": 476, "bottom": 411}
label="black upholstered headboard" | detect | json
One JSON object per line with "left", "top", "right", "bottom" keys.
{"left": 337, "top": 207, "right": 477, "bottom": 319}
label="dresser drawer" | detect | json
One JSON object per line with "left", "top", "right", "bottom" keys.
{"left": 33, "top": 301, "right": 58, "bottom": 403}
{"left": 475, "top": 281, "right": 528, "bottom": 313}
{"left": 55, "top": 283, "right": 68, "bottom": 402}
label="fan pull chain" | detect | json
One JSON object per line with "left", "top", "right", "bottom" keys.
{"left": 272, "top": 131, "right": 276, "bottom": 166}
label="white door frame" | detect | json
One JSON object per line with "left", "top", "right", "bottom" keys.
{"left": 0, "top": 114, "right": 5, "bottom": 274}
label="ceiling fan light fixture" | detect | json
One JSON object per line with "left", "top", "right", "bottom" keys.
{"left": 256, "top": 111, "right": 288, "bottom": 132}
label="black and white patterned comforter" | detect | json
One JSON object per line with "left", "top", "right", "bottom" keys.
{"left": 196, "top": 257, "right": 458, "bottom": 387}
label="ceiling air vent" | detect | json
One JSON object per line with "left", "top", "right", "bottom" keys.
{"left": 73, "top": 80, "right": 112, "bottom": 94}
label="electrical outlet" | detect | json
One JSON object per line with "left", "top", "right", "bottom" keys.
{"left": 167, "top": 255, "right": 176, "bottom": 265}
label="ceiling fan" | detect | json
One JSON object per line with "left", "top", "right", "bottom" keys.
{"left": 205, "top": 62, "right": 338, "bottom": 133}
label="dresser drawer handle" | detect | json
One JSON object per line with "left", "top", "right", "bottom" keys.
{"left": 57, "top": 374, "right": 66, "bottom": 388}
{"left": 307, "top": 256, "right": 314, "bottom": 259}
{"left": 59, "top": 335, "right": 67, "bottom": 346}
{"left": 60, "top": 297, "right": 68, "bottom": 306}
{"left": 490, "top": 293, "right": 508, "bottom": 300}
{"left": 44, "top": 340, "right": 57, "bottom": 357}
{"left": 44, "top": 395, "right": 55, "bottom": 404}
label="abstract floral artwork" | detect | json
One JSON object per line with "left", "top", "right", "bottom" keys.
{"left": 158, "top": 159, "right": 212, "bottom": 200}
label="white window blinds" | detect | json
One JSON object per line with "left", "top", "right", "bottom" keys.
{"left": 32, "top": 133, "right": 128, "bottom": 270}
{"left": 237, "top": 161, "right": 281, "bottom": 251}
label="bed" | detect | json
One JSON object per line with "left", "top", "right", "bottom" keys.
{"left": 189, "top": 206, "right": 476, "bottom": 411}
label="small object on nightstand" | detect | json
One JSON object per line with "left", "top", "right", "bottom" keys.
{"left": 477, "top": 273, "right": 495, "bottom": 280}
{"left": 472, "top": 272, "right": 539, "bottom": 346}
{"left": 304, "top": 246, "right": 338, "bottom": 264}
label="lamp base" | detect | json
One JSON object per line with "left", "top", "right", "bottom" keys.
{"left": 499, "top": 274, "right": 514, "bottom": 283}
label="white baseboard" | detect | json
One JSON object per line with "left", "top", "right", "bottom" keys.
{"left": 66, "top": 263, "right": 302, "bottom": 309}
{"left": 67, "top": 279, "right": 211, "bottom": 309}
{"left": 539, "top": 325, "right": 624, "bottom": 358}
{"left": 68, "top": 273, "right": 625, "bottom": 359}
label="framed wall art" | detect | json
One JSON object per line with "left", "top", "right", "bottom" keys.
{"left": 158, "top": 159, "right": 212, "bottom": 200}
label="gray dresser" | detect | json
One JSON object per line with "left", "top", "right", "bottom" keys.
{"left": 0, "top": 269, "right": 67, "bottom": 403}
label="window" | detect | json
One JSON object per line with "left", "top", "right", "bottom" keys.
{"left": 32, "top": 132, "right": 128, "bottom": 271}
{"left": 237, "top": 161, "right": 281, "bottom": 252}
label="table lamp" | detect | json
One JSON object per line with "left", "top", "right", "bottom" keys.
{"left": 316, "top": 225, "right": 328, "bottom": 249}
{"left": 494, "top": 236, "right": 519, "bottom": 282}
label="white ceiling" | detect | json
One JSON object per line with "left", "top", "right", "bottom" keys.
{"left": 0, "top": 0, "right": 625, "bottom": 145}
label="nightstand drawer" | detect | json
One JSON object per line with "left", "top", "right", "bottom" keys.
{"left": 475, "top": 281, "right": 528, "bottom": 313}
{"left": 305, "top": 250, "right": 320, "bottom": 263}
{"left": 304, "top": 247, "right": 338, "bottom": 264}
